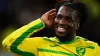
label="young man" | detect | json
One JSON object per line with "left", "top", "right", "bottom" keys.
{"left": 2, "top": 1, "right": 100, "bottom": 56}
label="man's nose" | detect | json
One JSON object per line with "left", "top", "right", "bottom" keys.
{"left": 59, "top": 19, "right": 65, "bottom": 24}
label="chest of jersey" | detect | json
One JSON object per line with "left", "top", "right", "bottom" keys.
{"left": 37, "top": 42, "right": 95, "bottom": 56}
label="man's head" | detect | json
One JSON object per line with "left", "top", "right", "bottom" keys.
{"left": 54, "top": 1, "right": 88, "bottom": 38}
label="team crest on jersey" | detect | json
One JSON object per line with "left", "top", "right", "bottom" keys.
{"left": 76, "top": 46, "right": 86, "bottom": 56}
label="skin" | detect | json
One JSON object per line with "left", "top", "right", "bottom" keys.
{"left": 41, "top": 6, "right": 80, "bottom": 42}
{"left": 54, "top": 6, "right": 80, "bottom": 42}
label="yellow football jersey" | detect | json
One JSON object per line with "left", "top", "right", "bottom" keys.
{"left": 2, "top": 18, "right": 100, "bottom": 56}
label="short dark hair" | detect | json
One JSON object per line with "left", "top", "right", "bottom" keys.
{"left": 55, "top": 1, "right": 88, "bottom": 34}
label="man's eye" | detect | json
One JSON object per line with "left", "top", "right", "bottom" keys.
{"left": 65, "top": 17, "right": 72, "bottom": 22}
{"left": 56, "top": 15, "right": 62, "bottom": 19}
{"left": 67, "top": 19, "right": 72, "bottom": 22}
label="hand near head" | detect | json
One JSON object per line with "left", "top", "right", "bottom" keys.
{"left": 41, "top": 9, "right": 56, "bottom": 28}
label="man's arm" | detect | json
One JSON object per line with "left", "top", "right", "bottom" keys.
{"left": 2, "top": 9, "right": 56, "bottom": 56}
{"left": 2, "top": 18, "right": 45, "bottom": 56}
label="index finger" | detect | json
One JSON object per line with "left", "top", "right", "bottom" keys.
{"left": 47, "top": 9, "right": 56, "bottom": 14}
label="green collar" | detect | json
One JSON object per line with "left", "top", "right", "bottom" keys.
{"left": 43, "top": 36, "right": 78, "bottom": 44}
{"left": 57, "top": 37, "right": 78, "bottom": 44}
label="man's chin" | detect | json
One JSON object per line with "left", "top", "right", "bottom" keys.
{"left": 56, "top": 32, "right": 67, "bottom": 37}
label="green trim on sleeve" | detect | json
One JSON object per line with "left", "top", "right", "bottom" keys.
{"left": 10, "top": 21, "right": 44, "bottom": 56}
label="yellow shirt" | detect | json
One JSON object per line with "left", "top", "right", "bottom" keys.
{"left": 2, "top": 18, "right": 100, "bottom": 56}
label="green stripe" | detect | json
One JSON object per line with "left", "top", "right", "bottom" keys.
{"left": 38, "top": 48, "right": 75, "bottom": 56}
{"left": 43, "top": 36, "right": 78, "bottom": 44}
{"left": 86, "top": 46, "right": 95, "bottom": 49}
{"left": 43, "top": 37, "right": 53, "bottom": 42}
{"left": 10, "top": 22, "right": 44, "bottom": 56}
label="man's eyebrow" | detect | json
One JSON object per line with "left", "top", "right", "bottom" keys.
{"left": 56, "top": 14, "right": 72, "bottom": 19}
{"left": 56, "top": 14, "right": 61, "bottom": 16}
{"left": 65, "top": 16, "right": 72, "bottom": 18}
{"left": 56, "top": 14, "right": 62, "bottom": 17}
{"left": 64, "top": 16, "right": 72, "bottom": 19}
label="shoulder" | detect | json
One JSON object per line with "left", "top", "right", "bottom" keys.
{"left": 26, "top": 37, "right": 54, "bottom": 43}
{"left": 25, "top": 37, "right": 45, "bottom": 43}
{"left": 77, "top": 36, "right": 99, "bottom": 48}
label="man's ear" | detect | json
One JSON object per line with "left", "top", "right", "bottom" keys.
{"left": 75, "top": 17, "right": 80, "bottom": 30}
{"left": 75, "top": 22, "right": 80, "bottom": 30}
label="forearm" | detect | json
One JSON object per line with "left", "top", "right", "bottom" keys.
{"left": 2, "top": 18, "right": 45, "bottom": 52}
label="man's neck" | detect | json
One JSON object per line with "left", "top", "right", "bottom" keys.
{"left": 57, "top": 33, "right": 76, "bottom": 43}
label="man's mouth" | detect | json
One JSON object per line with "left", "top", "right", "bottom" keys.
{"left": 57, "top": 27, "right": 67, "bottom": 33}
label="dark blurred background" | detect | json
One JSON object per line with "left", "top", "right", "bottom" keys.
{"left": 0, "top": 0, "right": 100, "bottom": 56}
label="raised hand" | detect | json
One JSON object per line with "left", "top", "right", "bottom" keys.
{"left": 41, "top": 9, "right": 56, "bottom": 28}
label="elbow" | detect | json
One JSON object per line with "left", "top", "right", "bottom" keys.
{"left": 2, "top": 39, "right": 7, "bottom": 48}
{"left": 2, "top": 38, "right": 11, "bottom": 51}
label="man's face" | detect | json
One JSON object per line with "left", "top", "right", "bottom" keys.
{"left": 54, "top": 6, "right": 79, "bottom": 37}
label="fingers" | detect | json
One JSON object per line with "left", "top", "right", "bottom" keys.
{"left": 50, "top": 12, "right": 56, "bottom": 15}
{"left": 50, "top": 12, "right": 56, "bottom": 19}
{"left": 47, "top": 9, "right": 56, "bottom": 14}
{"left": 49, "top": 9, "right": 56, "bottom": 19}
